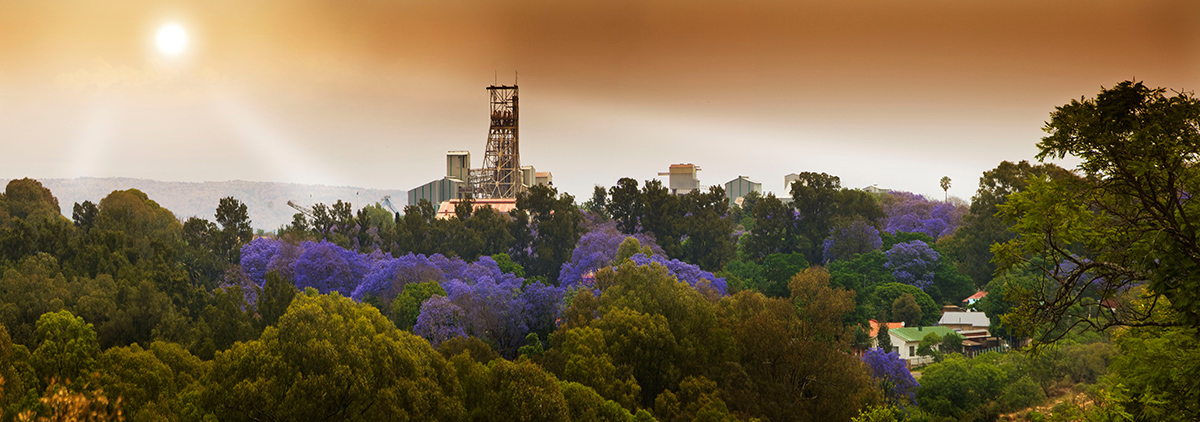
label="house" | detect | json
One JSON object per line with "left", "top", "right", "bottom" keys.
{"left": 868, "top": 319, "right": 905, "bottom": 349}
{"left": 888, "top": 326, "right": 959, "bottom": 366}
{"left": 937, "top": 311, "right": 990, "bottom": 332}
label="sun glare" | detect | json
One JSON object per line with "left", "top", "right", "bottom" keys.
{"left": 155, "top": 23, "right": 189, "bottom": 57}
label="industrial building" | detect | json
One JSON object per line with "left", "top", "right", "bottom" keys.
{"left": 659, "top": 163, "right": 701, "bottom": 195}
{"left": 407, "top": 176, "right": 465, "bottom": 207}
{"left": 407, "top": 84, "right": 554, "bottom": 212}
{"left": 724, "top": 176, "right": 762, "bottom": 205}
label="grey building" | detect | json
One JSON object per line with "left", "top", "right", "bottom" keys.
{"left": 408, "top": 177, "right": 465, "bottom": 207}
{"left": 724, "top": 176, "right": 762, "bottom": 205}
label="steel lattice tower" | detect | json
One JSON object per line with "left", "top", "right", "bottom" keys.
{"left": 472, "top": 85, "right": 523, "bottom": 198}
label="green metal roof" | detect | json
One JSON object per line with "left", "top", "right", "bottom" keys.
{"left": 889, "top": 326, "right": 958, "bottom": 343}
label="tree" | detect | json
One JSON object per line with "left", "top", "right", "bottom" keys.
{"left": 30, "top": 310, "right": 99, "bottom": 386}
{"left": 256, "top": 270, "right": 297, "bottom": 330}
{"left": 391, "top": 281, "right": 447, "bottom": 330}
{"left": 872, "top": 283, "right": 938, "bottom": 326}
{"left": 939, "top": 176, "right": 951, "bottom": 201}
{"left": 608, "top": 178, "right": 643, "bottom": 234}
{"left": 995, "top": 81, "right": 1200, "bottom": 341}
{"left": 742, "top": 194, "right": 797, "bottom": 260}
{"left": 861, "top": 348, "right": 919, "bottom": 408}
{"left": 940, "top": 160, "right": 1073, "bottom": 288}
{"left": 790, "top": 172, "right": 885, "bottom": 263}
{"left": 584, "top": 186, "right": 610, "bottom": 219}
{"left": 823, "top": 219, "right": 883, "bottom": 264}
{"left": 884, "top": 241, "right": 939, "bottom": 291}
{"left": 517, "top": 184, "right": 584, "bottom": 282}
{"left": 679, "top": 186, "right": 736, "bottom": 271}
{"left": 202, "top": 291, "right": 465, "bottom": 421}
{"left": 891, "top": 294, "right": 922, "bottom": 328}
{"left": 215, "top": 196, "right": 253, "bottom": 264}
{"left": 915, "top": 332, "right": 943, "bottom": 363}
{"left": 876, "top": 325, "right": 893, "bottom": 352}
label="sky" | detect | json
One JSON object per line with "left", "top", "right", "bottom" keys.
{"left": 0, "top": 0, "right": 1197, "bottom": 204}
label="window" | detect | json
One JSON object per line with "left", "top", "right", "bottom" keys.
{"left": 909, "top": 346, "right": 915, "bottom": 356}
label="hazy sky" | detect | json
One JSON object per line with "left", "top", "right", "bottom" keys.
{"left": 1, "top": 0, "right": 1197, "bottom": 204}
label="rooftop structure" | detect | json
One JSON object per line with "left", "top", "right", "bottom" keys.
{"left": 724, "top": 176, "right": 762, "bottom": 205}
{"left": 938, "top": 311, "right": 991, "bottom": 331}
{"left": 408, "top": 177, "right": 466, "bottom": 208}
{"left": 535, "top": 172, "right": 553, "bottom": 186}
{"left": 658, "top": 163, "right": 701, "bottom": 195}
{"left": 447, "top": 151, "right": 471, "bottom": 182}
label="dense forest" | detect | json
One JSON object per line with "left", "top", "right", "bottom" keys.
{"left": 0, "top": 81, "right": 1196, "bottom": 422}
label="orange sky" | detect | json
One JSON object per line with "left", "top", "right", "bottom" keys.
{"left": 1, "top": 0, "right": 1197, "bottom": 203}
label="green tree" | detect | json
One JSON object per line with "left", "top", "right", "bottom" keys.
{"left": 517, "top": 185, "right": 584, "bottom": 282}
{"left": 679, "top": 186, "right": 736, "bottom": 271}
{"left": 608, "top": 178, "right": 643, "bottom": 234}
{"left": 871, "top": 283, "right": 938, "bottom": 326}
{"left": 995, "top": 81, "right": 1200, "bottom": 341}
{"left": 742, "top": 194, "right": 797, "bottom": 261}
{"left": 215, "top": 196, "right": 253, "bottom": 264}
{"left": 256, "top": 270, "right": 297, "bottom": 330}
{"left": 939, "top": 161, "right": 1072, "bottom": 288}
{"left": 890, "top": 294, "right": 922, "bottom": 328}
{"left": 876, "top": 325, "right": 893, "bottom": 352}
{"left": 202, "top": 292, "right": 465, "bottom": 421}
{"left": 30, "top": 310, "right": 99, "bottom": 386}
{"left": 391, "top": 281, "right": 448, "bottom": 330}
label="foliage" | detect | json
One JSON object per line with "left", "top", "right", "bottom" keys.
{"left": 995, "top": 81, "right": 1200, "bottom": 342}
{"left": 891, "top": 294, "right": 922, "bottom": 328}
{"left": 872, "top": 283, "right": 939, "bottom": 326}
{"left": 30, "top": 310, "right": 98, "bottom": 386}
{"left": 861, "top": 348, "right": 919, "bottom": 408}
{"left": 823, "top": 219, "right": 883, "bottom": 264}
{"left": 202, "top": 291, "right": 465, "bottom": 421}
{"left": 939, "top": 160, "right": 1072, "bottom": 288}
{"left": 878, "top": 191, "right": 965, "bottom": 240}
{"left": 392, "top": 280, "right": 448, "bottom": 330}
{"left": 884, "top": 241, "right": 939, "bottom": 291}
{"left": 789, "top": 172, "right": 884, "bottom": 263}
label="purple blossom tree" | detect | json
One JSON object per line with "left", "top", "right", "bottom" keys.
{"left": 862, "top": 348, "right": 920, "bottom": 408}
{"left": 629, "top": 253, "right": 728, "bottom": 296}
{"left": 822, "top": 219, "right": 883, "bottom": 263}
{"left": 558, "top": 221, "right": 662, "bottom": 288}
{"left": 880, "top": 191, "right": 966, "bottom": 239}
{"left": 413, "top": 295, "right": 467, "bottom": 348}
{"left": 885, "top": 240, "right": 940, "bottom": 291}
{"left": 292, "top": 240, "right": 369, "bottom": 296}
{"left": 240, "top": 237, "right": 280, "bottom": 285}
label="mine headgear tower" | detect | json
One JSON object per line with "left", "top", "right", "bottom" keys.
{"left": 471, "top": 85, "right": 523, "bottom": 198}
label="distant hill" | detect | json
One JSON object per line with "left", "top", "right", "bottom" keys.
{"left": 6, "top": 177, "right": 406, "bottom": 231}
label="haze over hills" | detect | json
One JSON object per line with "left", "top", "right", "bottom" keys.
{"left": 5, "top": 177, "right": 406, "bottom": 231}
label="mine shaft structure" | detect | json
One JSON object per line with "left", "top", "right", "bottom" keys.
{"left": 470, "top": 85, "right": 523, "bottom": 198}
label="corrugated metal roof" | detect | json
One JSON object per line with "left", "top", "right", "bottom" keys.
{"left": 938, "top": 312, "right": 991, "bottom": 328}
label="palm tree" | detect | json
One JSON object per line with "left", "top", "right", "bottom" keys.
{"left": 939, "top": 176, "right": 951, "bottom": 201}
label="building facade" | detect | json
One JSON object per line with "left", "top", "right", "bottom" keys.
{"left": 724, "top": 176, "right": 762, "bottom": 205}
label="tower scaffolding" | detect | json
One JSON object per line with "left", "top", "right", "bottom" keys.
{"left": 472, "top": 85, "right": 523, "bottom": 198}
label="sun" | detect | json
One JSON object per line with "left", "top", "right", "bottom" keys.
{"left": 155, "top": 23, "right": 189, "bottom": 57}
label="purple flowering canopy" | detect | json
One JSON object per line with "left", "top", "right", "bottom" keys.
{"left": 628, "top": 253, "right": 728, "bottom": 296}
{"left": 822, "top": 219, "right": 883, "bottom": 264}
{"left": 862, "top": 348, "right": 920, "bottom": 408}
{"left": 240, "top": 238, "right": 565, "bottom": 357}
{"left": 880, "top": 191, "right": 966, "bottom": 239}
{"left": 558, "top": 221, "right": 662, "bottom": 288}
{"left": 885, "top": 240, "right": 940, "bottom": 291}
